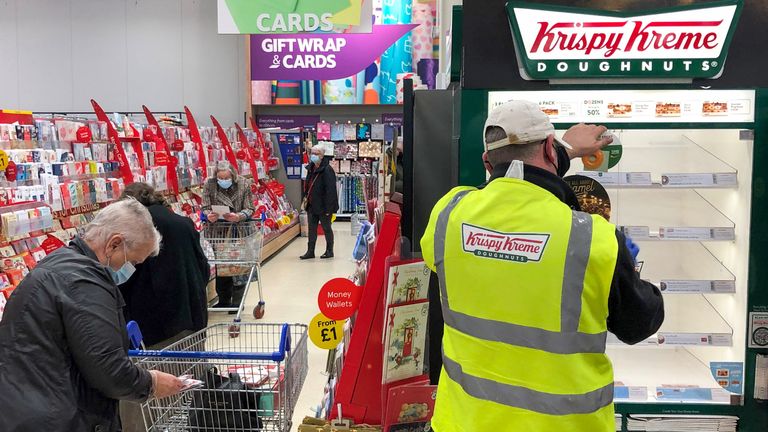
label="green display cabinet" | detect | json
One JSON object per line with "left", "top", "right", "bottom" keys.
{"left": 443, "top": 0, "right": 768, "bottom": 429}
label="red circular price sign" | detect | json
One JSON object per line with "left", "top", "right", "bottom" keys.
{"left": 318, "top": 278, "right": 361, "bottom": 320}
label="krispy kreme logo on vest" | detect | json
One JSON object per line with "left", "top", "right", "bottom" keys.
{"left": 462, "top": 224, "right": 549, "bottom": 263}
{"left": 507, "top": 1, "right": 742, "bottom": 80}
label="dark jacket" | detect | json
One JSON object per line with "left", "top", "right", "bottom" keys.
{"left": 427, "top": 151, "right": 665, "bottom": 383}
{"left": 120, "top": 204, "right": 210, "bottom": 346}
{"left": 0, "top": 237, "right": 152, "bottom": 432}
{"left": 304, "top": 158, "right": 339, "bottom": 215}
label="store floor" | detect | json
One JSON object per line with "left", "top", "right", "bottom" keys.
{"left": 208, "top": 222, "right": 356, "bottom": 429}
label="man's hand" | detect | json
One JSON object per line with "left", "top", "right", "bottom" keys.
{"left": 223, "top": 212, "right": 243, "bottom": 222}
{"left": 149, "top": 370, "right": 185, "bottom": 399}
{"left": 625, "top": 235, "right": 640, "bottom": 265}
{"left": 562, "top": 123, "right": 613, "bottom": 159}
{"left": 207, "top": 212, "right": 219, "bottom": 222}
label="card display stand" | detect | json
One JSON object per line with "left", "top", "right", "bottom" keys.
{"left": 330, "top": 202, "right": 402, "bottom": 424}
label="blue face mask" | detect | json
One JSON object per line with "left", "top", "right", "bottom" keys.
{"left": 217, "top": 178, "right": 233, "bottom": 189}
{"left": 107, "top": 242, "right": 136, "bottom": 285}
{"left": 310, "top": 155, "right": 321, "bottom": 164}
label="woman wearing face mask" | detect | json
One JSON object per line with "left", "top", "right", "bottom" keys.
{"left": 202, "top": 161, "right": 255, "bottom": 309}
{"left": 0, "top": 198, "right": 185, "bottom": 432}
{"left": 301, "top": 144, "right": 339, "bottom": 259}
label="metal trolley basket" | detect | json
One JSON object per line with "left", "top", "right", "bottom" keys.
{"left": 129, "top": 323, "right": 308, "bottom": 432}
{"left": 201, "top": 221, "right": 266, "bottom": 320}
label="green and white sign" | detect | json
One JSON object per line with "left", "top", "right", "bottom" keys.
{"left": 218, "top": 0, "right": 364, "bottom": 34}
{"left": 506, "top": 0, "right": 743, "bottom": 81}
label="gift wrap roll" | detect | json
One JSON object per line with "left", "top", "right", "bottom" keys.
{"left": 363, "top": 60, "right": 381, "bottom": 104}
{"left": 417, "top": 58, "right": 439, "bottom": 90}
{"left": 251, "top": 81, "right": 272, "bottom": 105}
{"left": 275, "top": 80, "right": 301, "bottom": 105}
{"left": 323, "top": 77, "right": 357, "bottom": 105}
{"left": 380, "top": 0, "right": 413, "bottom": 104}
{"left": 411, "top": 2, "right": 434, "bottom": 67}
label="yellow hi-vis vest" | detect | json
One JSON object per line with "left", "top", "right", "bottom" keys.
{"left": 421, "top": 178, "right": 618, "bottom": 432}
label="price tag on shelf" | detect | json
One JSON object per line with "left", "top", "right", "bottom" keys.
{"left": 658, "top": 227, "right": 735, "bottom": 241}
{"left": 660, "top": 173, "right": 737, "bottom": 188}
{"left": 308, "top": 312, "right": 344, "bottom": 350}
{"left": 658, "top": 333, "right": 732, "bottom": 346}
{"left": 614, "top": 386, "right": 648, "bottom": 401}
{"left": 729, "top": 100, "right": 751, "bottom": 115}
{"left": 622, "top": 226, "right": 651, "bottom": 239}
{"left": 578, "top": 172, "right": 652, "bottom": 187}
{"left": 658, "top": 280, "right": 736, "bottom": 293}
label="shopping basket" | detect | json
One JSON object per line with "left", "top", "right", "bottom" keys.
{"left": 200, "top": 221, "right": 267, "bottom": 320}
{"left": 129, "top": 323, "right": 308, "bottom": 432}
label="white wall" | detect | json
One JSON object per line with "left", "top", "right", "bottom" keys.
{"left": 0, "top": 0, "right": 247, "bottom": 126}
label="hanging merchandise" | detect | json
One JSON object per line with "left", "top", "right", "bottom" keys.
{"left": 371, "top": 123, "right": 385, "bottom": 140}
{"left": 344, "top": 123, "right": 357, "bottom": 141}
{"left": 331, "top": 123, "right": 345, "bottom": 141}
{"left": 380, "top": 0, "right": 414, "bottom": 104}
{"left": 356, "top": 123, "right": 372, "bottom": 140}
{"left": 317, "top": 122, "right": 332, "bottom": 141}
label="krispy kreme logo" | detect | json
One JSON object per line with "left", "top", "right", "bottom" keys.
{"left": 507, "top": 1, "right": 742, "bottom": 79}
{"left": 462, "top": 224, "right": 549, "bottom": 263}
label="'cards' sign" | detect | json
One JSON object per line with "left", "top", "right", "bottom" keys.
{"left": 507, "top": 0, "right": 742, "bottom": 80}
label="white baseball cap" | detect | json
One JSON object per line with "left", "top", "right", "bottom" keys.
{"left": 484, "top": 100, "right": 572, "bottom": 151}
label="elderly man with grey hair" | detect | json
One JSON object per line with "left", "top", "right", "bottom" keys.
{"left": 0, "top": 198, "right": 185, "bottom": 432}
{"left": 202, "top": 160, "right": 255, "bottom": 309}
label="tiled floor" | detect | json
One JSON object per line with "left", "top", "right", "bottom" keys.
{"left": 209, "top": 222, "right": 356, "bottom": 430}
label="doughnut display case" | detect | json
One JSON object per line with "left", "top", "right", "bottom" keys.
{"left": 489, "top": 89, "right": 755, "bottom": 407}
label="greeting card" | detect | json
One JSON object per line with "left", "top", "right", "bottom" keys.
{"left": 384, "top": 301, "right": 429, "bottom": 383}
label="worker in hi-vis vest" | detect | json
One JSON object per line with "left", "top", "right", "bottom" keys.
{"left": 421, "top": 101, "right": 664, "bottom": 431}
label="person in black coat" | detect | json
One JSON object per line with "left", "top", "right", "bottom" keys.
{"left": 301, "top": 144, "right": 339, "bottom": 259}
{"left": 119, "top": 182, "right": 210, "bottom": 348}
{"left": 0, "top": 199, "right": 184, "bottom": 432}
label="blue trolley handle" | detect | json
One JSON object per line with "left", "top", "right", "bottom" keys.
{"left": 128, "top": 324, "right": 292, "bottom": 363}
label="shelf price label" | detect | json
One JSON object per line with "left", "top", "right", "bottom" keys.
{"left": 309, "top": 312, "right": 344, "bottom": 350}
{"left": 658, "top": 333, "right": 732, "bottom": 346}
{"left": 659, "top": 227, "right": 735, "bottom": 241}
{"left": 661, "top": 173, "right": 738, "bottom": 188}
{"left": 578, "top": 171, "right": 652, "bottom": 187}
{"left": 658, "top": 280, "right": 736, "bottom": 294}
{"left": 614, "top": 386, "right": 648, "bottom": 401}
{"left": 622, "top": 226, "right": 651, "bottom": 239}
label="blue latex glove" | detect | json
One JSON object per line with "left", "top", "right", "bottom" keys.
{"left": 625, "top": 234, "right": 640, "bottom": 264}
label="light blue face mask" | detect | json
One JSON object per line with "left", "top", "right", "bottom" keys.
{"left": 217, "top": 178, "right": 233, "bottom": 189}
{"left": 310, "top": 154, "right": 321, "bottom": 164}
{"left": 107, "top": 242, "right": 136, "bottom": 285}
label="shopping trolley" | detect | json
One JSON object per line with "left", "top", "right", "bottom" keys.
{"left": 201, "top": 221, "right": 266, "bottom": 321}
{"left": 128, "top": 323, "right": 309, "bottom": 432}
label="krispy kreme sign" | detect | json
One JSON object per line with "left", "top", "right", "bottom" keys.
{"left": 507, "top": 0, "right": 742, "bottom": 80}
{"left": 462, "top": 224, "right": 550, "bottom": 263}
